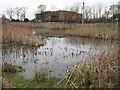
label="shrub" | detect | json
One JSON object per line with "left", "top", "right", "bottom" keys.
{"left": 24, "top": 18, "right": 29, "bottom": 22}
{"left": 16, "top": 19, "right": 20, "bottom": 22}
{"left": 11, "top": 19, "right": 16, "bottom": 22}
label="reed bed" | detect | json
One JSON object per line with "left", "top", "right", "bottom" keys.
{"left": 2, "top": 23, "right": 43, "bottom": 46}
{"left": 57, "top": 49, "right": 119, "bottom": 88}
{"left": 10, "top": 22, "right": 118, "bottom": 40}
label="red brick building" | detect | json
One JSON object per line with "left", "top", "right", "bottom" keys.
{"left": 35, "top": 10, "right": 82, "bottom": 22}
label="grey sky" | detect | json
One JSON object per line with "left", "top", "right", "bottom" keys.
{"left": 0, "top": 0, "right": 119, "bottom": 19}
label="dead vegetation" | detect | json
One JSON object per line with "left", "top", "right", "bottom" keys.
{"left": 8, "top": 22, "right": 119, "bottom": 40}
{"left": 34, "top": 66, "right": 50, "bottom": 83}
{"left": 2, "top": 23, "right": 43, "bottom": 46}
{"left": 57, "top": 49, "right": 119, "bottom": 88}
{"left": 2, "top": 61, "right": 24, "bottom": 73}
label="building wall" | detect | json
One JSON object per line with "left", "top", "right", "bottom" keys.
{"left": 35, "top": 11, "right": 51, "bottom": 22}
{"left": 35, "top": 11, "right": 82, "bottom": 22}
{"left": 43, "top": 12, "right": 51, "bottom": 21}
{"left": 59, "top": 11, "right": 82, "bottom": 22}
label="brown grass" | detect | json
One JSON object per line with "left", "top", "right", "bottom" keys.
{"left": 2, "top": 23, "right": 43, "bottom": 46}
{"left": 8, "top": 22, "right": 119, "bottom": 40}
{"left": 59, "top": 49, "right": 119, "bottom": 88}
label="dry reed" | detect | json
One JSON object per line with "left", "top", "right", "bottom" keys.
{"left": 2, "top": 23, "right": 43, "bottom": 46}
{"left": 9, "top": 22, "right": 118, "bottom": 40}
{"left": 58, "top": 49, "right": 119, "bottom": 88}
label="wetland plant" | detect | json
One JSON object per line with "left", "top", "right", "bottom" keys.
{"left": 58, "top": 50, "right": 119, "bottom": 88}
{"left": 34, "top": 67, "right": 50, "bottom": 83}
{"left": 2, "top": 61, "right": 24, "bottom": 73}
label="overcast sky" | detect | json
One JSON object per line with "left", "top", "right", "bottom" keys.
{"left": 0, "top": 0, "right": 119, "bottom": 19}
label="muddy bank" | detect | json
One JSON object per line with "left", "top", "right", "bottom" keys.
{"left": 9, "top": 22, "right": 119, "bottom": 40}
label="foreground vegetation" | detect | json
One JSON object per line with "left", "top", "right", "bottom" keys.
{"left": 58, "top": 50, "right": 119, "bottom": 88}
{"left": 2, "top": 61, "right": 56, "bottom": 88}
{"left": 2, "top": 48, "right": 119, "bottom": 88}
{"left": 3, "top": 73, "right": 55, "bottom": 88}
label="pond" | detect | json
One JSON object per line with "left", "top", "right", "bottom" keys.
{"left": 2, "top": 36, "right": 118, "bottom": 79}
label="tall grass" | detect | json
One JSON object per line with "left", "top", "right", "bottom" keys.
{"left": 34, "top": 66, "right": 50, "bottom": 83}
{"left": 9, "top": 22, "right": 118, "bottom": 40}
{"left": 58, "top": 49, "right": 119, "bottom": 88}
{"left": 2, "top": 23, "right": 43, "bottom": 46}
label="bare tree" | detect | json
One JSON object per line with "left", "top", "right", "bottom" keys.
{"left": 67, "top": 2, "right": 81, "bottom": 23}
{"left": 64, "top": 6, "right": 69, "bottom": 11}
{"left": 102, "top": 9, "right": 111, "bottom": 19}
{"left": 118, "top": 1, "right": 120, "bottom": 13}
{"left": 92, "top": 9, "right": 96, "bottom": 20}
{"left": 20, "top": 7, "right": 28, "bottom": 20}
{"left": 119, "top": 1, "right": 120, "bottom": 5}
{"left": 15, "top": 7, "right": 21, "bottom": 20}
{"left": 84, "top": 6, "right": 92, "bottom": 20}
{"left": 37, "top": 5, "right": 46, "bottom": 13}
{"left": 98, "top": 7, "right": 102, "bottom": 18}
{"left": 97, "top": 3, "right": 104, "bottom": 18}
{"left": 6, "top": 8, "right": 15, "bottom": 20}
{"left": 109, "top": 4, "right": 118, "bottom": 16}
{"left": 70, "top": 2, "right": 81, "bottom": 13}
{"left": 37, "top": 5, "right": 46, "bottom": 22}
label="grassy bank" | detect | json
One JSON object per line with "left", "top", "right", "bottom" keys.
{"left": 2, "top": 23, "right": 43, "bottom": 46}
{"left": 2, "top": 61, "right": 56, "bottom": 88}
{"left": 3, "top": 73, "right": 55, "bottom": 88}
{"left": 9, "top": 22, "right": 119, "bottom": 40}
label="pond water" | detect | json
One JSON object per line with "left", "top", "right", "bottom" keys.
{"left": 2, "top": 36, "right": 118, "bottom": 79}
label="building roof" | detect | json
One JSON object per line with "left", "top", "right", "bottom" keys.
{"left": 35, "top": 10, "right": 82, "bottom": 15}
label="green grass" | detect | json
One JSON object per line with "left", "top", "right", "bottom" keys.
{"left": 3, "top": 72, "right": 55, "bottom": 88}
{"left": 2, "top": 62, "right": 56, "bottom": 88}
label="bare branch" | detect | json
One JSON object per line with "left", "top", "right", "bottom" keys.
{"left": 37, "top": 5, "right": 46, "bottom": 13}
{"left": 6, "top": 8, "right": 15, "bottom": 20}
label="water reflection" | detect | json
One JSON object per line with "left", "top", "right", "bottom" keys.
{"left": 2, "top": 36, "right": 118, "bottom": 79}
